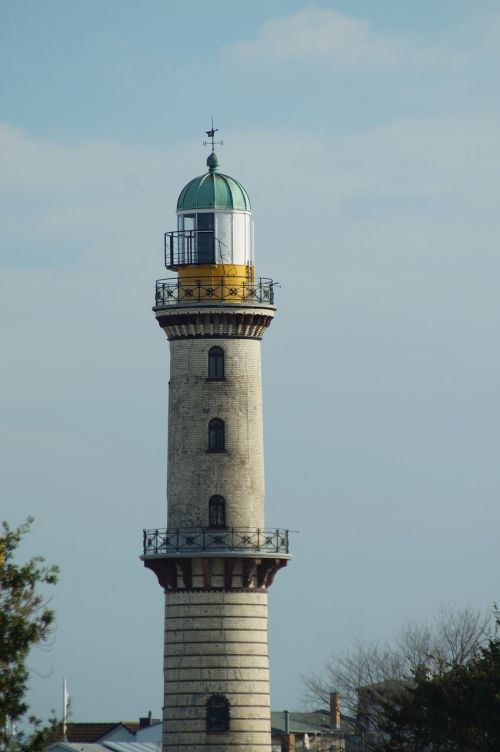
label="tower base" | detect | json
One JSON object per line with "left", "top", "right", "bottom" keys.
{"left": 163, "top": 590, "right": 272, "bottom": 752}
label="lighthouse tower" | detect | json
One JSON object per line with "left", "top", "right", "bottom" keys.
{"left": 141, "top": 129, "right": 290, "bottom": 752}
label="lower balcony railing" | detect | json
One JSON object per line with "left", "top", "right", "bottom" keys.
{"left": 155, "top": 277, "right": 275, "bottom": 306}
{"left": 142, "top": 527, "right": 290, "bottom": 556}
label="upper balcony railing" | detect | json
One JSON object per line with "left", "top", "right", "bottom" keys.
{"left": 155, "top": 276, "right": 275, "bottom": 307}
{"left": 142, "top": 527, "right": 290, "bottom": 556}
{"left": 165, "top": 230, "right": 218, "bottom": 269}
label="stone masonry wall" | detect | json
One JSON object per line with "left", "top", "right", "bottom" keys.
{"left": 163, "top": 590, "right": 272, "bottom": 752}
{"left": 167, "top": 338, "right": 265, "bottom": 530}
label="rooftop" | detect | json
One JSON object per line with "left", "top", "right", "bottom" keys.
{"left": 270, "top": 709, "right": 354, "bottom": 736}
{"left": 45, "top": 744, "right": 159, "bottom": 752}
{"left": 46, "top": 724, "right": 140, "bottom": 744}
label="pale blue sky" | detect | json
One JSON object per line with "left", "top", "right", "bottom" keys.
{"left": 1, "top": 0, "right": 500, "bottom": 725}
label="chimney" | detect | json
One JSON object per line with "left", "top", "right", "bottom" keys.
{"left": 284, "top": 710, "right": 290, "bottom": 734}
{"left": 281, "top": 711, "right": 294, "bottom": 752}
{"left": 330, "top": 692, "right": 341, "bottom": 730}
{"left": 139, "top": 711, "right": 153, "bottom": 729}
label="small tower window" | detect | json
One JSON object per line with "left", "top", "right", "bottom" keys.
{"left": 208, "top": 419, "right": 225, "bottom": 452}
{"left": 208, "top": 346, "right": 225, "bottom": 380}
{"left": 209, "top": 496, "right": 226, "bottom": 529}
{"left": 206, "top": 694, "right": 230, "bottom": 733}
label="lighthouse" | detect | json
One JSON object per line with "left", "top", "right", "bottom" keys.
{"left": 141, "top": 127, "right": 291, "bottom": 752}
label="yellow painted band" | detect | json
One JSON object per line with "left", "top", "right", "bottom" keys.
{"left": 176, "top": 264, "right": 256, "bottom": 303}
{"left": 178, "top": 264, "right": 254, "bottom": 281}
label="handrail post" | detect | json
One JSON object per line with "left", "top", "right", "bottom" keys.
{"left": 257, "top": 528, "right": 260, "bottom": 552}
{"left": 203, "top": 527, "right": 205, "bottom": 551}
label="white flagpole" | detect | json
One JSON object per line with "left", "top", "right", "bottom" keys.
{"left": 63, "top": 678, "right": 68, "bottom": 741}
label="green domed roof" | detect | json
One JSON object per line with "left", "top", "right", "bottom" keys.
{"left": 177, "top": 152, "right": 251, "bottom": 212}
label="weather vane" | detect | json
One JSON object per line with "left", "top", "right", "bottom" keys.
{"left": 203, "top": 117, "right": 223, "bottom": 152}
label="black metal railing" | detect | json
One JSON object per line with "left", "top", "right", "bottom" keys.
{"left": 155, "top": 277, "right": 275, "bottom": 306}
{"left": 142, "top": 527, "right": 290, "bottom": 556}
{"left": 165, "top": 230, "right": 218, "bottom": 269}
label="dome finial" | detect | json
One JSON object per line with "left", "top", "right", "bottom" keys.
{"left": 203, "top": 117, "right": 223, "bottom": 173}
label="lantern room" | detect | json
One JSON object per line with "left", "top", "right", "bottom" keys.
{"left": 165, "top": 151, "right": 253, "bottom": 272}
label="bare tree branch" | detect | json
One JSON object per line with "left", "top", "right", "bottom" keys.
{"left": 302, "top": 604, "right": 492, "bottom": 735}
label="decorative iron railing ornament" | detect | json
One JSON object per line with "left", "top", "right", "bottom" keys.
{"left": 142, "top": 527, "right": 290, "bottom": 556}
{"left": 155, "top": 277, "right": 274, "bottom": 306}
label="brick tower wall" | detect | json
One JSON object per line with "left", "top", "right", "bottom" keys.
{"left": 167, "top": 337, "right": 265, "bottom": 530}
{"left": 149, "top": 305, "right": 282, "bottom": 752}
{"left": 163, "top": 590, "right": 272, "bottom": 752}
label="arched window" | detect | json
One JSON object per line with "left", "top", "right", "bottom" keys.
{"left": 209, "top": 496, "right": 226, "bottom": 529}
{"left": 208, "top": 346, "right": 224, "bottom": 380}
{"left": 206, "top": 694, "right": 230, "bottom": 733}
{"left": 208, "top": 418, "right": 225, "bottom": 452}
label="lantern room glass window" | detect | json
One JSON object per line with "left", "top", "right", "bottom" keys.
{"left": 176, "top": 212, "right": 215, "bottom": 265}
{"left": 196, "top": 213, "right": 215, "bottom": 263}
{"left": 214, "top": 212, "right": 251, "bottom": 265}
{"left": 208, "top": 346, "right": 224, "bottom": 380}
{"left": 175, "top": 211, "right": 252, "bottom": 267}
{"left": 208, "top": 419, "right": 225, "bottom": 452}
